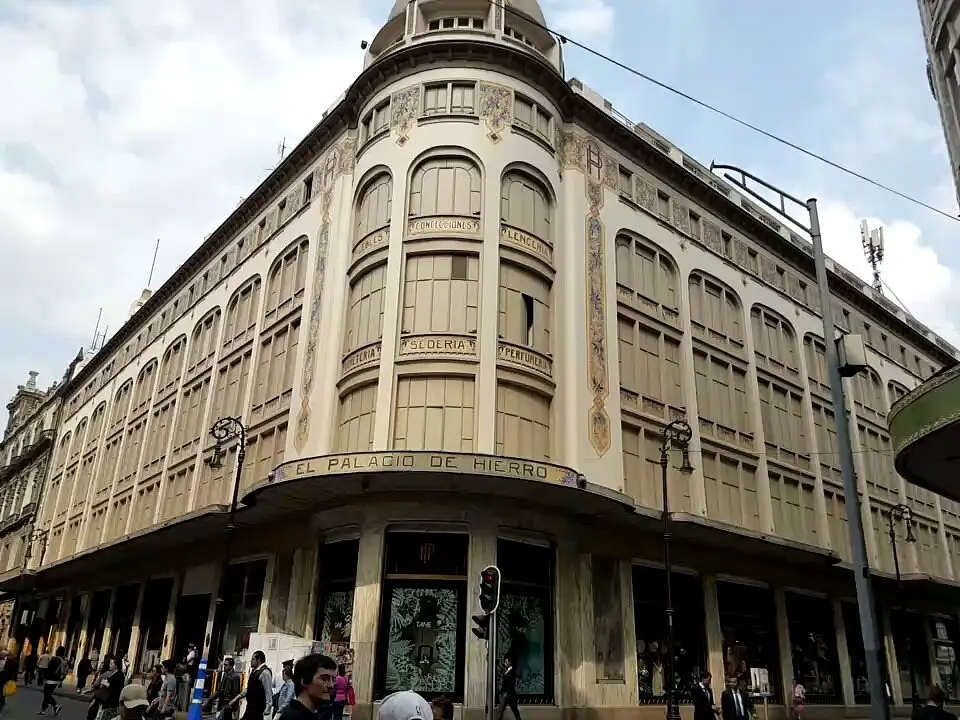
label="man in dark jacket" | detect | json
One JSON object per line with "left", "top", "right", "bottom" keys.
{"left": 278, "top": 653, "right": 336, "bottom": 720}
{"left": 692, "top": 671, "right": 720, "bottom": 720}
{"left": 204, "top": 656, "right": 242, "bottom": 720}
{"left": 496, "top": 656, "right": 521, "bottom": 720}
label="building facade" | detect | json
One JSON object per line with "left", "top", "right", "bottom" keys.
{"left": 918, "top": 0, "right": 960, "bottom": 205}
{"left": 8, "top": 0, "right": 960, "bottom": 716}
{"left": 0, "top": 367, "right": 71, "bottom": 651}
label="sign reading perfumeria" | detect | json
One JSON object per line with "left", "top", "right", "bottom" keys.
{"left": 273, "top": 451, "right": 584, "bottom": 488}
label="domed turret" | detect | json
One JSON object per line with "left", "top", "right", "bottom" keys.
{"left": 366, "top": 0, "right": 561, "bottom": 73}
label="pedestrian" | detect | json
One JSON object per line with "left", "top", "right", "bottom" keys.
{"left": 277, "top": 654, "right": 336, "bottom": 720}
{"left": 38, "top": 645, "right": 65, "bottom": 716}
{"left": 275, "top": 666, "right": 296, "bottom": 717}
{"left": 331, "top": 664, "right": 353, "bottom": 720}
{"left": 227, "top": 651, "right": 272, "bottom": 720}
{"left": 24, "top": 652, "right": 37, "bottom": 686}
{"left": 37, "top": 648, "right": 51, "bottom": 686}
{"left": 77, "top": 656, "right": 93, "bottom": 693}
{"left": 118, "top": 684, "right": 150, "bottom": 720}
{"left": 431, "top": 696, "right": 454, "bottom": 720}
{"left": 204, "top": 656, "right": 241, "bottom": 720}
{"left": 378, "top": 691, "right": 433, "bottom": 720}
{"left": 496, "top": 656, "right": 521, "bottom": 720}
{"left": 0, "top": 649, "right": 15, "bottom": 713}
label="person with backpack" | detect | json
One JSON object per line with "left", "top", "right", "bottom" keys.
{"left": 39, "top": 646, "right": 66, "bottom": 716}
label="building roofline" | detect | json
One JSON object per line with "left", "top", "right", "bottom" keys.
{"left": 61, "top": 36, "right": 955, "bottom": 398}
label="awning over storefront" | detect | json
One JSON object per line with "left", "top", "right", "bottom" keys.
{"left": 0, "top": 505, "right": 231, "bottom": 594}
{"left": 242, "top": 451, "right": 638, "bottom": 525}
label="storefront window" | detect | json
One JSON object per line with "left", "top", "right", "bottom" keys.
{"left": 785, "top": 593, "right": 841, "bottom": 704}
{"left": 222, "top": 559, "right": 268, "bottom": 655}
{"left": 375, "top": 531, "right": 468, "bottom": 701}
{"left": 633, "top": 565, "right": 707, "bottom": 705}
{"left": 717, "top": 581, "right": 781, "bottom": 703}
{"left": 891, "top": 610, "right": 931, "bottom": 704}
{"left": 496, "top": 538, "right": 554, "bottom": 704}
{"left": 931, "top": 618, "right": 960, "bottom": 701}
{"left": 317, "top": 539, "right": 360, "bottom": 645}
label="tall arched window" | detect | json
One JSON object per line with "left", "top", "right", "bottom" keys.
{"left": 615, "top": 234, "right": 679, "bottom": 324}
{"left": 131, "top": 360, "right": 158, "bottom": 416}
{"left": 803, "top": 334, "right": 829, "bottom": 398}
{"left": 69, "top": 418, "right": 88, "bottom": 465}
{"left": 750, "top": 305, "right": 798, "bottom": 379}
{"left": 689, "top": 273, "right": 743, "bottom": 351}
{"left": 187, "top": 308, "right": 222, "bottom": 377}
{"left": 222, "top": 277, "right": 262, "bottom": 353}
{"left": 157, "top": 336, "right": 187, "bottom": 397}
{"left": 501, "top": 171, "right": 551, "bottom": 243}
{"left": 54, "top": 431, "right": 72, "bottom": 474}
{"left": 86, "top": 402, "right": 107, "bottom": 453}
{"left": 408, "top": 157, "right": 481, "bottom": 218}
{"left": 854, "top": 367, "right": 885, "bottom": 424}
{"left": 264, "top": 239, "right": 309, "bottom": 325}
{"left": 344, "top": 263, "right": 387, "bottom": 353}
{"left": 888, "top": 380, "right": 909, "bottom": 407}
{"left": 356, "top": 174, "right": 392, "bottom": 245}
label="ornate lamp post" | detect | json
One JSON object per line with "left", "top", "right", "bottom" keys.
{"left": 204, "top": 417, "right": 247, "bottom": 667}
{"left": 888, "top": 503, "right": 917, "bottom": 707}
{"left": 660, "top": 419, "right": 694, "bottom": 720}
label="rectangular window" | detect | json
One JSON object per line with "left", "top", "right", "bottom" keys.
{"left": 223, "top": 559, "right": 268, "bottom": 655}
{"left": 618, "top": 166, "right": 633, "bottom": 197}
{"left": 316, "top": 539, "right": 360, "bottom": 650}
{"left": 512, "top": 95, "right": 552, "bottom": 141}
{"left": 785, "top": 593, "right": 842, "bottom": 704}
{"left": 717, "top": 582, "right": 782, "bottom": 703}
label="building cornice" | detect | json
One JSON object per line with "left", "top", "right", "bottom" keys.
{"left": 63, "top": 36, "right": 953, "bottom": 397}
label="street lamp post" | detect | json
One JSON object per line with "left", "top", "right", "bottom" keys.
{"left": 660, "top": 419, "right": 694, "bottom": 720}
{"left": 888, "top": 504, "right": 917, "bottom": 707}
{"left": 709, "top": 163, "right": 888, "bottom": 720}
{"left": 204, "top": 417, "right": 247, "bottom": 669}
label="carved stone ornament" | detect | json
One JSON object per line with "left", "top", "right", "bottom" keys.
{"left": 390, "top": 86, "right": 421, "bottom": 145}
{"left": 478, "top": 82, "right": 513, "bottom": 142}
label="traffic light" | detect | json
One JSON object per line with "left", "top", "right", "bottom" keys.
{"left": 471, "top": 612, "right": 491, "bottom": 640}
{"left": 478, "top": 565, "right": 501, "bottom": 614}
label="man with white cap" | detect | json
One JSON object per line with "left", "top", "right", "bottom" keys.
{"left": 378, "top": 691, "right": 434, "bottom": 720}
{"left": 118, "top": 683, "right": 150, "bottom": 720}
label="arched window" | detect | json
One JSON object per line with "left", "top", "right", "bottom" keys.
{"left": 408, "top": 157, "right": 481, "bottom": 218}
{"left": 616, "top": 234, "right": 679, "bottom": 323}
{"left": 854, "top": 367, "right": 885, "bottom": 423}
{"left": 264, "top": 239, "right": 309, "bottom": 325}
{"left": 356, "top": 174, "right": 392, "bottom": 241}
{"left": 222, "top": 277, "right": 262, "bottom": 352}
{"left": 132, "top": 360, "right": 158, "bottom": 416}
{"left": 54, "top": 431, "right": 72, "bottom": 472}
{"left": 187, "top": 308, "right": 222, "bottom": 377}
{"left": 750, "top": 305, "right": 798, "bottom": 378}
{"left": 501, "top": 171, "right": 551, "bottom": 242}
{"left": 803, "top": 334, "right": 829, "bottom": 397}
{"left": 689, "top": 272, "right": 743, "bottom": 351}
{"left": 345, "top": 263, "right": 388, "bottom": 353}
{"left": 69, "top": 418, "right": 88, "bottom": 464}
{"left": 86, "top": 402, "right": 107, "bottom": 453}
{"left": 109, "top": 380, "right": 133, "bottom": 434}
{"left": 157, "top": 335, "right": 187, "bottom": 397}
{"left": 888, "top": 380, "right": 910, "bottom": 406}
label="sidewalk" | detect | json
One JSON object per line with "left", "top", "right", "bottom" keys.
{"left": 17, "top": 681, "right": 197, "bottom": 719}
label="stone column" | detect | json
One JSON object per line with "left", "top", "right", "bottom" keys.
{"left": 351, "top": 522, "right": 385, "bottom": 720}
{"left": 464, "top": 520, "right": 496, "bottom": 710}
{"left": 98, "top": 587, "right": 118, "bottom": 660}
{"left": 832, "top": 599, "right": 855, "bottom": 706}
{"left": 881, "top": 606, "right": 903, "bottom": 705}
{"left": 53, "top": 594, "right": 72, "bottom": 651}
{"left": 285, "top": 544, "right": 320, "bottom": 639}
{"left": 923, "top": 614, "right": 940, "bottom": 690}
{"left": 554, "top": 542, "right": 588, "bottom": 709}
{"left": 75, "top": 593, "right": 93, "bottom": 665}
{"left": 160, "top": 574, "right": 183, "bottom": 660}
{"left": 702, "top": 575, "right": 726, "bottom": 686}
{"left": 126, "top": 583, "right": 146, "bottom": 671}
{"left": 773, "top": 587, "right": 794, "bottom": 703}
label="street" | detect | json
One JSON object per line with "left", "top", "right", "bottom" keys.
{"left": 3, "top": 686, "right": 92, "bottom": 718}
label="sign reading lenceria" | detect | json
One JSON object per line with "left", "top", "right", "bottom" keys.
{"left": 274, "top": 451, "right": 584, "bottom": 488}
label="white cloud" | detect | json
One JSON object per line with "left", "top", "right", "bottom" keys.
{"left": 0, "top": 0, "right": 379, "bottom": 393}
{"left": 543, "top": 0, "right": 615, "bottom": 43}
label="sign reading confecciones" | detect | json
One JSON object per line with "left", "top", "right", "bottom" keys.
{"left": 271, "top": 451, "right": 587, "bottom": 489}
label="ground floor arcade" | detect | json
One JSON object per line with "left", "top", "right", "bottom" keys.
{"left": 5, "top": 452, "right": 960, "bottom": 719}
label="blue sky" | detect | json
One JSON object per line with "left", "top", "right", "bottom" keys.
{"left": 0, "top": 0, "right": 956, "bottom": 397}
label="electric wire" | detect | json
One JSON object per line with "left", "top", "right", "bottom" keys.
{"left": 493, "top": 1, "right": 960, "bottom": 223}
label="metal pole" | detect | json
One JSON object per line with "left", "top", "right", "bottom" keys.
{"left": 888, "top": 511, "right": 917, "bottom": 708}
{"left": 807, "top": 199, "right": 889, "bottom": 719}
{"left": 487, "top": 611, "right": 498, "bottom": 720}
{"left": 204, "top": 419, "right": 246, "bottom": 684}
{"left": 661, "top": 445, "right": 679, "bottom": 720}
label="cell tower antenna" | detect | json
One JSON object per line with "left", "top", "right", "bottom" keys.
{"left": 147, "top": 238, "right": 160, "bottom": 288}
{"left": 860, "top": 220, "right": 885, "bottom": 295}
{"left": 277, "top": 138, "right": 288, "bottom": 163}
{"left": 91, "top": 308, "right": 103, "bottom": 349}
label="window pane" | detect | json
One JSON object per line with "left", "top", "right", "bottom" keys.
{"left": 717, "top": 582, "right": 781, "bottom": 703}
{"left": 785, "top": 592, "right": 841, "bottom": 704}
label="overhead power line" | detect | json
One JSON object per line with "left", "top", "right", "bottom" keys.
{"left": 494, "top": 1, "right": 960, "bottom": 223}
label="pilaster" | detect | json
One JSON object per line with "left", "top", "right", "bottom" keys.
{"left": 832, "top": 599, "right": 855, "bottom": 706}
{"left": 464, "top": 519, "right": 496, "bottom": 707}
{"left": 676, "top": 268, "right": 706, "bottom": 516}
{"left": 285, "top": 543, "right": 319, "bottom": 639}
{"left": 351, "top": 520, "right": 385, "bottom": 715}
{"left": 739, "top": 303, "right": 774, "bottom": 535}
{"left": 98, "top": 587, "right": 118, "bottom": 660}
{"left": 881, "top": 606, "right": 903, "bottom": 705}
{"left": 702, "top": 574, "right": 725, "bottom": 687}
{"left": 75, "top": 593, "right": 92, "bottom": 665}
{"left": 126, "top": 583, "right": 146, "bottom": 666}
{"left": 160, "top": 573, "right": 183, "bottom": 660}
{"left": 772, "top": 586, "right": 793, "bottom": 704}
{"left": 257, "top": 553, "right": 278, "bottom": 634}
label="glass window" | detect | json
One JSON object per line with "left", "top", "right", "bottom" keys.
{"left": 375, "top": 531, "right": 469, "bottom": 701}
{"left": 843, "top": 601, "right": 892, "bottom": 704}
{"left": 222, "top": 559, "right": 268, "bottom": 655}
{"left": 633, "top": 566, "right": 707, "bottom": 705}
{"left": 717, "top": 582, "right": 782, "bottom": 703}
{"left": 785, "top": 593, "right": 841, "bottom": 704}
{"left": 890, "top": 610, "right": 931, "bottom": 704}
{"left": 317, "top": 540, "right": 360, "bottom": 649}
{"left": 496, "top": 539, "right": 555, "bottom": 704}
{"left": 931, "top": 617, "right": 960, "bottom": 701}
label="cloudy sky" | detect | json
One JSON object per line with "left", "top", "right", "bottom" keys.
{"left": 1, "top": 0, "right": 957, "bottom": 396}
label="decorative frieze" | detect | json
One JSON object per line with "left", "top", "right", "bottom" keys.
{"left": 390, "top": 86, "right": 420, "bottom": 145}
{"left": 478, "top": 82, "right": 513, "bottom": 142}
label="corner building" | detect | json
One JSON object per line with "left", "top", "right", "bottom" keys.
{"left": 12, "top": 0, "right": 960, "bottom": 716}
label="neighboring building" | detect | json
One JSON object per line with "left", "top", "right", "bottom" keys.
{"left": 918, "top": 0, "right": 960, "bottom": 204}
{"left": 0, "top": 367, "right": 70, "bottom": 652}
{"left": 7, "top": 0, "right": 960, "bottom": 715}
